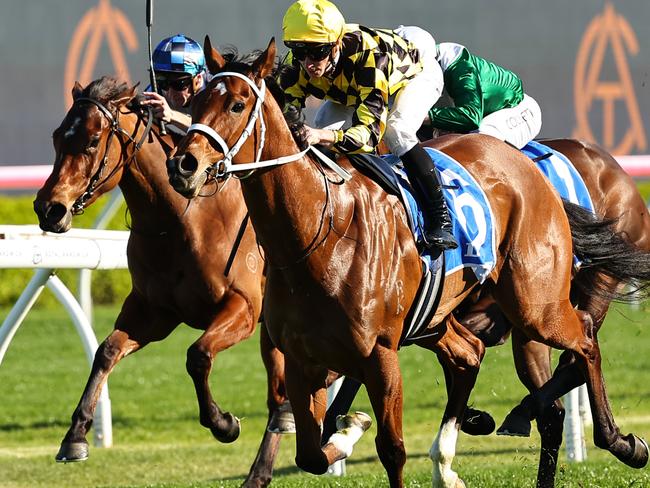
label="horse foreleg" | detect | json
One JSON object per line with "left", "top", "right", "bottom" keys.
{"left": 322, "top": 376, "right": 363, "bottom": 444}
{"left": 243, "top": 323, "right": 287, "bottom": 488}
{"left": 56, "top": 329, "right": 141, "bottom": 462}
{"left": 284, "top": 357, "right": 332, "bottom": 475}
{"left": 56, "top": 293, "right": 158, "bottom": 462}
{"left": 186, "top": 292, "right": 257, "bottom": 443}
{"left": 428, "top": 314, "right": 484, "bottom": 488}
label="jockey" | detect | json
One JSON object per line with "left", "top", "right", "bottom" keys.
{"left": 279, "top": 0, "right": 457, "bottom": 252}
{"left": 142, "top": 34, "right": 207, "bottom": 134}
{"left": 426, "top": 42, "right": 542, "bottom": 149}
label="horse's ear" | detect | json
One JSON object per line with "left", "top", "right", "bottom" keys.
{"left": 111, "top": 85, "right": 138, "bottom": 108}
{"left": 72, "top": 81, "right": 84, "bottom": 100}
{"left": 252, "top": 37, "right": 276, "bottom": 80}
{"left": 204, "top": 35, "right": 226, "bottom": 74}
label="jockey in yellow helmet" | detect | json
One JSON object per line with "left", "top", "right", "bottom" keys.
{"left": 280, "top": 0, "right": 457, "bottom": 252}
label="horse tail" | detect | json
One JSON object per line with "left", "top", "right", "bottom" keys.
{"left": 563, "top": 200, "right": 650, "bottom": 303}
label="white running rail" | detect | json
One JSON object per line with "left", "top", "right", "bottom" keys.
{"left": 0, "top": 220, "right": 128, "bottom": 448}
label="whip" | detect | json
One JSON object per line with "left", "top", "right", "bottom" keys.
{"left": 146, "top": 0, "right": 166, "bottom": 135}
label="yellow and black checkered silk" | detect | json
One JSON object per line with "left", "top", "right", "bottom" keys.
{"left": 279, "top": 24, "right": 423, "bottom": 154}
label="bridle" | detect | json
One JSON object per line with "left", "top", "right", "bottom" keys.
{"left": 186, "top": 71, "right": 351, "bottom": 181}
{"left": 70, "top": 97, "right": 153, "bottom": 214}
{"left": 186, "top": 70, "right": 352, "bottom": 269}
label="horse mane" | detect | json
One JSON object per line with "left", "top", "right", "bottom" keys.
{"left": 79, "top": 75, "right": 146, "bottom": 114}
{"left": 83, "top": 76, "right": 130, "bottom": 104}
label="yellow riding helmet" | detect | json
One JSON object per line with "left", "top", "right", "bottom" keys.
{"left": 282, "top": 0, "right": 345, "bottom": 44}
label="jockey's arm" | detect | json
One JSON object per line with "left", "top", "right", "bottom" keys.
{"left": 166, "top": 110, "right": 191, "bottom": 131}
{"left": 429, "top": 54, "right": 484, "bottom": 133}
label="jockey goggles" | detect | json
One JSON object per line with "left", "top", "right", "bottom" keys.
{"left": 285, "top": 41, "right": 335, "bottom": 61}
{"left": 156, "top": 75, "right": 194, "bottom": 91}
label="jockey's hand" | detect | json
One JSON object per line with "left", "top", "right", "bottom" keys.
{"left": 142, "top": 91, "right": 174, "bottom": 123}
{"left": 303, "top": 125, "right": 337, "bottom": 147}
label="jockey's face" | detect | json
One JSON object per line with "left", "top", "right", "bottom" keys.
{"left": 302, "top": 56, "right": 328, "bottom": 78}
{"left": 159, "top": 73, "right": 204, "bottom": 108}
{"left": 300, "top": 44, "right": 339, "bottom": 78}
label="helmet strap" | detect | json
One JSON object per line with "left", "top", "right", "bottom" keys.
{"left": 324, "top": 44, "right": 340, "bottom": 77}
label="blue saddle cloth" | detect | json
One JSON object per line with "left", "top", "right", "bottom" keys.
{"left": 379, "top": 148, "right": 498, "bottom": 283}
{"left": 521, "top": 140, "right": 595, "bottom": 212}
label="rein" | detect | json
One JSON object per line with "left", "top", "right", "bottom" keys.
{"left": 71, "top": 97, "right": 154, "bottom": 214}
{"left": 186, "top": 71, "right": 351, "bottom": 182}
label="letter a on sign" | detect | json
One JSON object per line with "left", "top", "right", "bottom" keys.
{"left": 573, "top": 3, "right": 646, "bottom": 154}
{"left": 64, "top": 0, "right": 138, "bottom": 109}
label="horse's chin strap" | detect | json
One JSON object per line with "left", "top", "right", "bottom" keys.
{"left": 187, "top": 71, "right": 351, "bottom": 182}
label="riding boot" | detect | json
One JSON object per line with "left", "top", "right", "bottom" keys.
{"left": 400, "top": 144, "right": 458, "bottom": 251}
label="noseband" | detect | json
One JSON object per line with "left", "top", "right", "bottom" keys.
{"left": 71, "top": 97, "right": 153, "bottom": 214}
{"left": 187, "top": 72, "right": 351, "bottom": 181}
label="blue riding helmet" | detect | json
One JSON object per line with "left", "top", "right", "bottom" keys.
{"left": 152, "top": 34, "right": 205, "bottom": 77}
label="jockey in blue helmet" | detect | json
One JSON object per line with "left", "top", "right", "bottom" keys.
{"left": 142, "top": 34, "right": 207, "bottom": 133}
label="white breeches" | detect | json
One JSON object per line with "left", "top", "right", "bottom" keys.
{"left": 314, "top": 25, "right": 444, "bottom": 157}
{"left": 477, "top": 94, "right": 542, "bottom": 149}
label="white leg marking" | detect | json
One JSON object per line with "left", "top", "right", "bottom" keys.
{"left": 430, "top": 418, "right": 461, "bottom": 488}
{"left": 326, "top": 411, "right": 371, "bottom": 459}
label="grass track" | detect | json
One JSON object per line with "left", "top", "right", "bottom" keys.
{"left": 0, "top": 303, "right": 649, "bottom": 487}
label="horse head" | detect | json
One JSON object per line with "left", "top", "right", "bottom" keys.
{"left": 34, "top": 77, "right": 138, "bottom": 233}
{"left": 168, "top": 35, "right": 277, "bottom": 199}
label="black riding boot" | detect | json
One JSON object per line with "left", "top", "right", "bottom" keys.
{"left": 401, "top": 144, "right": 458, "bottom": 251}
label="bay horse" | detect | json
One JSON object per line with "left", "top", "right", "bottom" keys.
{"left": 166, "top": 37, "right": 649, "bottom": 487}
{"left": 33, "top": 77, "right": 278, "bottom": 471}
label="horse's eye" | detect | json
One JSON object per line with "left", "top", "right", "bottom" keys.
{"left": 231, "top": 101, "right": 246, "bottom": 114}
{"left": 88, "top": 137, "right": 100, "bottom": 149}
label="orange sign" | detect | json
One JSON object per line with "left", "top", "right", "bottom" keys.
{"left": 64, "top": 0, "right": 138, "bottom": 108}
{"left": 573, "top": 3, "right": 646, "bottom": 155}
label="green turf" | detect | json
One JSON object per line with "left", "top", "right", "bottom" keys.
{"left": 0, "top": 303, "right": 649, "bottom": 487}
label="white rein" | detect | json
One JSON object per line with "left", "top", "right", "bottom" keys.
{"left": 187, "top": 71, "right": 351, "bottom": 181}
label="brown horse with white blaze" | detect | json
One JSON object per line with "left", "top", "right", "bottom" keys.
{"left": 33, "top": 77, "right": 272, "bottom": 465}
{"left": 167, "top": 37, "right": 648, "bottom": 487}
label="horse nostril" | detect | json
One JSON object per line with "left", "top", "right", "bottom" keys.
{"left": 177, "top": 153, "right": 198, "bottom": 177}
{"left": 45, "top": 203, "right": 68, "bottom": 224}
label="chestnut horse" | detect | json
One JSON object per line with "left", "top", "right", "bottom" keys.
{"left": 167, "top": 37, "right": 649, "bottom": 487}
{"left": 319, "top": 137, "right": 650, "bottom": 488}
{"left": 438, "top": 137, "right": 650, "bottom": 487}
{"left": 33, "top": 77, "right": 276, "bottom": 469}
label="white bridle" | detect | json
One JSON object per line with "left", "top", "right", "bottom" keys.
{"left": 187, "top": 71, "right": 351, "bottom": 181}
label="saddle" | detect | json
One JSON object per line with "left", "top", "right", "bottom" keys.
{"left": 346, "top": 150, "right": 498, "bottom": 346}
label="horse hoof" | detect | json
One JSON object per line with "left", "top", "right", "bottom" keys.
{"left": 268, "top": 401, "right": 295, "bottom": 434}
{"left": 620, "top": 434, "right": 649, "bottom": 469}
{"left": 497, "top": 405, "right": 531, "bottom": 437}
{"left": 241, "top": 477, "right": 271, "bottom": 488}
{"left": 461, "top": 407, "right": 496, "bottom": 436}
{"left": 55, "top": 441, "right": 89, "bottom": 462}
{"left": 335, "top": 411, "right": 372, "bottom": 433}
{"left": 211, "top": 413, "right": 241, "bottom": 443}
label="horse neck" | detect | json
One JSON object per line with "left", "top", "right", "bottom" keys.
{"left": 117, "top": 113, "right": 198, "bottom": 234}
{"left": 239, "top": 102, "right": 343, "bottom": 266}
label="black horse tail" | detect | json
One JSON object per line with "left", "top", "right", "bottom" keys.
{"left": 564, "top": 200, "right": 650, "bottom": 303}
